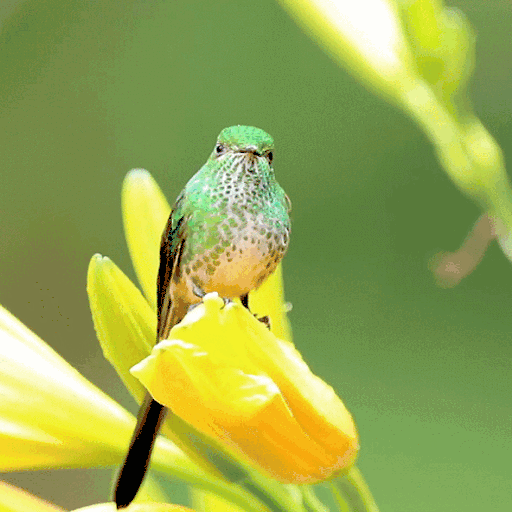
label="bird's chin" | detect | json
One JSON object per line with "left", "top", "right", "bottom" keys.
{"left": 242, "top": 154, "right": 267, "bottom": 173}
{"left": 239, "top": 153, "right": 257, "bottom": 163}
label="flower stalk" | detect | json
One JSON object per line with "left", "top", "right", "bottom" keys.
{"left": 330, "top": 468, "right": 379, "bottom": 512}
{"left": 277, "top": 0, "right": 512, "bottom": 268}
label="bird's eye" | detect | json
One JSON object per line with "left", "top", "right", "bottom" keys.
{"left": 265, "top": 151, "right": 273, "bottom": 164}
{"left": 215, "top": 144, "right": 225, "bottom": 155}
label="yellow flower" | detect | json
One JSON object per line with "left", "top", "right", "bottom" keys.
{"left": 0, "top": 302, "right": 267, "bottom": 511}
{"left": 131, "top": 293, "right": 358, "bottom": 483}
{"left": 0, "top": 301, "right": 193, "bottom": 474}
{"left": 90, "top": 169, "right": 358, "bottom": 485}
{"left": 0, "top": 303, "right": 134, "bottom": 470}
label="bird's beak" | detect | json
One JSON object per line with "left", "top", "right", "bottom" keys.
{"left": 239, "top": 145, "right": 260, "bottom": 156}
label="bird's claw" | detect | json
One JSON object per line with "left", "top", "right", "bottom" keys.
{"left": 192, "top": 283, "right": 206, "bottom": 299}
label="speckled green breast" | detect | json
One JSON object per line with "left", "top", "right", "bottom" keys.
{"left": 176, "top": 152, "right": 291, "bottom": 302}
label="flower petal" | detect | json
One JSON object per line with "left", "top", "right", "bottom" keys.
{"left": 87, "top": 257, "right": 261, "bottom": 485}
{"left": 132, "top": 294, "right": 358, "bottom": 483}
{"left": 0, "top": 304, "right": 133, "bottom": 470}
{"left": 0, "top": 304, "right": 191, "bottom": 478}
{"left": 278, "top": 0, "right": 416, "bottom": 100}
{"left": 122, "top": 169, "right": 171, "bottom": 309}
{"left": 87, "top": 254, "right": 155, "bottom": 402}
{"left": 248, "top": 263, "right": 292, "bottom": 342}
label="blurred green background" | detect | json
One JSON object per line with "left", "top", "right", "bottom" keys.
{"left": 1, "top": 0, "right": 511, "bottom": 510}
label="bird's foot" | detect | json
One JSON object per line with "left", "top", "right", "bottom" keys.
{"left": 192, "top": 283, "right": 206, "bottom": 299}
{"left": 188, "top": 283, "right": 209, "bottom": 313}
{"left": 192, "top": 283, "right": 232, "bottom": 307}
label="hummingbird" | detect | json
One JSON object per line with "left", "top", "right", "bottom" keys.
{"left": 114, "top": 125, "right": 291, "bottom": 508}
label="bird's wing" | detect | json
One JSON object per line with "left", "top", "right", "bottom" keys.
{"left": 157, "top": 196, "right": 187, "bottom": 341}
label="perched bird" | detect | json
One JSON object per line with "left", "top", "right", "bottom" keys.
{"left": 114, "top": 125, "right": 291, "bottom": 508}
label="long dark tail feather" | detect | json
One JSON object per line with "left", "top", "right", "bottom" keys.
{"left": 114, "top": 393, "right": 166, "bottom": 509}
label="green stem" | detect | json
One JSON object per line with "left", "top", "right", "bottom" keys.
{"left": 330, "top": 467, "right": 379, "bottom": 512}
{"left": 151, "top": 457, "right": 267, "bottom": 512}
{"left": 402, "top": 80, "right": 512, "bottom": 225}
{"left": 329, "top": 482, "right": 350, "bottom": 512}
{"left": 300, "top": 485, "right": 330, "bottom": 512}
{"left": 241, "top": 471, "right": 307, "bottom": 512}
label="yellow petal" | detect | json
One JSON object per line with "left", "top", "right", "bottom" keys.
{"left": 278, "top": 0, "right": 416, "bottom": 100}
{"left": 122, "top": 169, "right": 171, "bottom": 309}
{"left": 0, "top": 304, "right": 193, "bottom": 479}
{"left": 87, "top": 254, "right": 155, "bottom": 402}
{"left": 132, "top": 294, "right": 358, "bottom": 483}
{"left": 0, "top": 304, "right": 133, "bottom": 470}
{"left": 0, "top": 481, "right": 64, "bottom": 512}
{"left": 248, "top": 263, "right": 292, "bottom": 342}
{"left": 87, "top": 256, "right": 232, "bottom": 480}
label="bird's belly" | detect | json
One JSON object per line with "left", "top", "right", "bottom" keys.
{"left": 189, "top": 246, "right": 277, "bottom": 298}
{"left": 181, "top": 224, "right": 287, "bottom": 302}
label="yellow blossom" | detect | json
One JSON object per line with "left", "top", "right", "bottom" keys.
{"left": 122, "top": 169, "right": 172, "bottom": 310}
{"left": 0, "top": 303, "right": 133, "bottom": 470}
{"left": 0, "top": 302, "right": 222, "bottom": 490}
{"left": 131, "top": 293, "right": 358, "bottom": 484}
